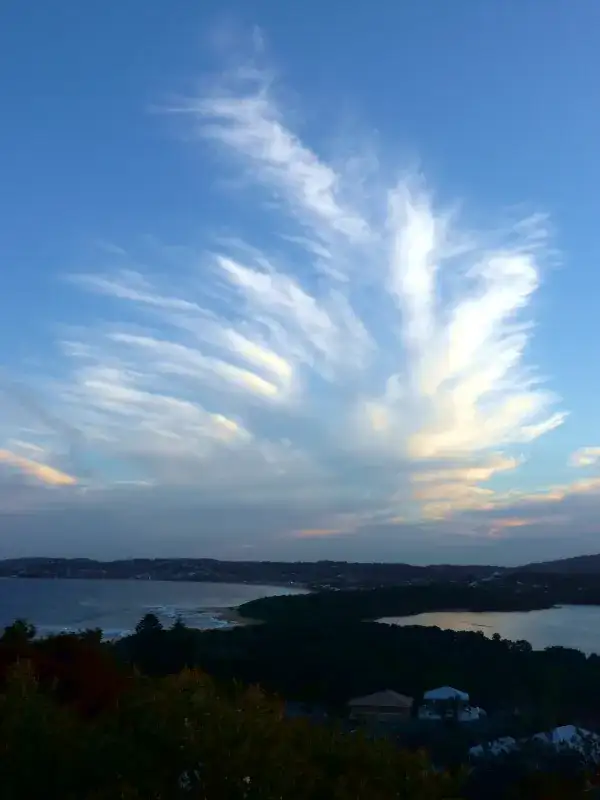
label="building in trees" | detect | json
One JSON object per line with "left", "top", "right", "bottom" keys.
{"left": 347, "top": 689, "right": 414, "bottom": 724}
{"left": 418, "top": 685, "right": 486, "bottom": 722}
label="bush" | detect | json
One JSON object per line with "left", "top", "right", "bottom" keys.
{"left": 0, "top": 645, "right": 459, "bottom": 799}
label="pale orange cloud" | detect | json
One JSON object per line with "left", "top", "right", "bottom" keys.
{"left": 488, "top": 517, "right": 530, "bottom": 536}
{"left": 0, "top": 449, "right": 77, "bottom": 486}
{"left": 412, "top": 454, "right": 521, "bottom": 519}
{"left": 412, "top": 455, "right": 520, "bottom": 487}
{"left": 487, "top": 515, "right": 568, "bottom": 538}
{"left": 510, "top": 477, "right": 600, "bottom": 507}
{"left": 291, "top": 527, "right": 346, "bottom": 538}
{"left": 569, "top": 447, "right": 600, "bottom": 468}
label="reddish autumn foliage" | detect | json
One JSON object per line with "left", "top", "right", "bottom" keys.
{"left": 0, "top": 664, "right": 461, "bottom": 800}
{"left": 0, "top": 625, "right": 130, "bottom": 717}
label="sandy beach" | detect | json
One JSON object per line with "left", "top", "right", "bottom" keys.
{"left": 215, "top": 606, "right": 262, "bottom": 626}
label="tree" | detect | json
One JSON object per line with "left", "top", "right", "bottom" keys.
{"left": 0, "top": 661, "right": 461, "bottom": 799}
{"left": 1, "top": 618, "right": 36, "bottom": 645}
{"left": 134, "top": 613, "right": 163, "bottom": 636}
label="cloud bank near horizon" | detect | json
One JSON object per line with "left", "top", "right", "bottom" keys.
{"left": 1, "top": 33, "right": 593, "bottom": 561}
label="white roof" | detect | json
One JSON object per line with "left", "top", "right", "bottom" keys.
{"left": 469, "top": 737, "right": 517, "bottom": 758}
{"left": 534, "top": 725, "right": 600, "bottom": 749}
{"left": 470, "top": 726, "right": 600, "bottom": 761}
{"left": 423, "top": 686, "right": 469, "bottom": 701}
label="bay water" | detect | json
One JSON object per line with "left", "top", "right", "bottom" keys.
{"left": 380, "top": 605, "right": 600, "bottom": 655}
{"left": 0, "top": 578, "right": 305, "bottom": 638}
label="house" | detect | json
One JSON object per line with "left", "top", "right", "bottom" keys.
{"left": 418, "top": 686, "right": 486, "bottom": 722}
{"left": 469, "top": 737, "right": 518, "bottom": 759}
{"left": 470, "top": 725, "right": 600, "bottom": 762}
{"left": 347, "top": 690, "right": 414, "bottom": 723}
{"left": 533, "top": 725, "right": 600, "bottom": 760}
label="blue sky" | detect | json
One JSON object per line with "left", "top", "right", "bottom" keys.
{"left": 2, "top": 1, "right": 600, "bottom": 564}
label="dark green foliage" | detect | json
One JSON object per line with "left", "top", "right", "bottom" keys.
{"left": 116, "top": 615, "right": 600, "bottom": 726}
{"left": 239, "top": 575, "right": 600, "bottom": 624}
{"left": 134, "top": 612, "right": 164, "bottom": 635}
{"left": 463, "top": 741, "right": 597, "bottom": 799}
{"left": 0, "top": 652, "right": 459, "bottom": 799}
{"left": 1, "top": 618, "right": 36, "bottom": 644}
{"left": 2, "top": 613, "right": 600, "bottom": 798}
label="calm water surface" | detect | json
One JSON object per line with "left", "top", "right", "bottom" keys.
{"left": 0, "top": 579, "right": 305, "bottom": 638}
{"left": 380, "top": 606, "right": 600, "bottom": 655}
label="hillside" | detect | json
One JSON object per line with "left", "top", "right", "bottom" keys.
{"left": 2, "top": 552, "right": 600, "bottom": 585}
{"left": 520, "top": 554, "right": 600, "bottom": 574}
{"left": 0, "top": 557, "right": 500, "bottom": 587}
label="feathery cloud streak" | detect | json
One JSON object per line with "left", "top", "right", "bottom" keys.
{"left": 0, "top": 39, "right": 567, "bottom": 552}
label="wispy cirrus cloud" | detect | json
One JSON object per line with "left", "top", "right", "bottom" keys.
{"left": 0, "top": 32, "right": 571, "bottom": 558}
{"left": 366, "top": 189, "right": 565, "bottom": 461}
{"left": 178, "top": 66, "right": 371, "bottom": 248}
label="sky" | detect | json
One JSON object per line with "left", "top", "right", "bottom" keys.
{"left": 2, "top": 1, "right": 600, "bottom": 565}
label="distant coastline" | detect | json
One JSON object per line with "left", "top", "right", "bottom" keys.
{"left": 9, "top": 574, "right": 304, "bottom": 590}
{"left": 0, "top": 556, "right": 503, "bottom": 591}
{"left": 4, "top": 551, "right": 600, "bottom": 590}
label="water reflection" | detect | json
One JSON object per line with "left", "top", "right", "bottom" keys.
{"left": 379, "top": 605, "right": 600, "bottom": 655}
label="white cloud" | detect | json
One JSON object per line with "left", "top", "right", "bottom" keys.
{"left": 108, "top": 333, "right": 281, "bottom": 399}
{"left": 217, "top": 255, "right": 372, "bottom": 374}
{"left": 181, "top": 69, "right": 371, "bottom": 246}
{"left": 369, "top": 185, "right": 565, "bottom": 462}
{"left": 0, "top": 35, "right": 570, "bottom": 556}
{"left": 73, "top": 271, "right": 202, "bottom": 313}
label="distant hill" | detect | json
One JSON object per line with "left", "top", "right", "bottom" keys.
{"left": 0, "top": 557, "right": 500, "bottom": 587}
{"left": 519, "top": 553, "right": 600, "bottom": 574}
{"left": 2, "top": 553, "right": 600, "bottom": 582}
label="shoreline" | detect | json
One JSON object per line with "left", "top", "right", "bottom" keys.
{"left": 215, "top": 606, "right": 263, "bottom": 626}
{"left": 4, "top": 575, "right": 307, "bottom": 591}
